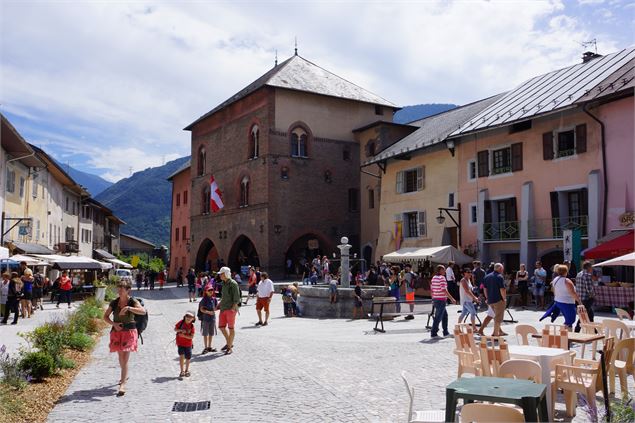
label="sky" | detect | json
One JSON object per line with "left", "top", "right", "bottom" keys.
{"left": 1, "top": 0, "right": 633, "bottom": 182}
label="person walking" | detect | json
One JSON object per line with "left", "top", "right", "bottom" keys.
{"left": 352, "top": 278, "right": 364, "bottom": 319}
{"left": 472, "top": 261, "right": 486, "bottom": 310}
{"left": 255, "top": 272, "right": 274, "bottom": 326}
{"left": 175, "top": 311, "right": 196, "bottom": 378}
{"left": 199, "top": 285, "right": 218, "bottom": 353}
{"left": 217, "top": 267, "right": 241, "bottom": 355}
{"left": 103, "top": 280, "right": 146, "bottom": 396}
{"left": 56, "top": 271, "right": 72, "bottom": 309}
{"left": 574, "top": 261, "right": 595, "bottom": 332}
{"left": 0, "top": 272, "right": 9, "bottom": 318}
{"left": 20, "top": 269, "right": 34, "bottom": 318}
{"left": 31, "top": 271, "right": 44, "bottom": 312}
{"left": 402, "top": 264, "right": 416, "bottom": 319}
{"left": 177, "top": 267, "right": 184, "bottom": 287}
{"left": 445, "top": 261, "right": 458, "bottom": 304}
{"left": 388, "top": 266, "right": 402, "bottom": 313}
{"left": 187, "top": 269, "right": 197, "bottom": 302}
{"left": 1, "top": 272, "right": 19, "bottom": 325}
{"left": 430, "top": 265, "right": 456, "bottom": 338}
{"left": 516, "top": 264, "right": 529, "bottom": 308}
{"left": 532, "top": 261, "right": 547, "bottom": 310}
{"left": 157, "top": 269, "right": 166, "bottom": 290}
{"left": 483, "top": 263, "right": 507, "bottom": 337}
{"left": 540, "top": 264, "right": 581, "bottom": 329}
{"left": 244, "top": 267, "right": 258, "bottom": 305}
{"left": 458, "top": 268, "right": 480, "bottom": 332}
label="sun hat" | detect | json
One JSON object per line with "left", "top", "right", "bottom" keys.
{"left": 219, "top": 266, "right": 231, "bottom": 278}
{"left": 184, "top": 311, "right": 195, "bottom": 318}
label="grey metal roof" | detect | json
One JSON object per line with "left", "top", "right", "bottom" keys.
{"left": 450, "top": 46, "right": 635, "bottom": 137}
{"left": 185, "top": 55, "right": 397, "bottom": 130}
{"left": 363, "top": 94, "right": 505, "bottom": 165}
{"left": 576, "top": 58, "right": 634, "bottom": 102}
{"left": 167, "top": 159, "right": 191, "bottom": 181}
{"left": 12, "top": 242, "right": 55, "bottom": 255}
{"left": 121, "top": 233, "right": 156, "bottom": 248}
{"left": 93, "top": 248, "right": 116, "bottom": 260}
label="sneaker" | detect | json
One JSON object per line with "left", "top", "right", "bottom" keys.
{"left": 431, "top": 334, "right": 439, "bottom": 338}
{"left": 443, "top": 332, "right": 450, "bottom": 337}
{"left": 11, "top": 322, "right": 17, "bottom": 325}
{"left": 56, "top": 304, "right": 60, "bottom": 308}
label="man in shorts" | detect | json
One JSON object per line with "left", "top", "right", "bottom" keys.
{"left": 218, "top": 267, "right": 241, "bottom": 355}
{"left": 482, "top": 263, "right": 507, "bottom": 337}
{"left": 255, "top": 272, "right": 274, "bottom": 326}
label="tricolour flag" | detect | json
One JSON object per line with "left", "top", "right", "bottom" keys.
{"left": 210, "top": 175, "right": 224, "bottom": 212}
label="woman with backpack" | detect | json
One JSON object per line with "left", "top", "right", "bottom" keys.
{"left": 103, "top": 279, "right": 146, "bottom": 396}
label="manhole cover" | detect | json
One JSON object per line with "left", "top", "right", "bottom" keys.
{"left": 172, "top": 401, "right": 211, "bottom": 412}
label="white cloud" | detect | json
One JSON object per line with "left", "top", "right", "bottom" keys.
{"left": 0, "top": 0, "right": 624, "bottom": 182}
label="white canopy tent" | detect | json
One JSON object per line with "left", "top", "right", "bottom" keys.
{"left": 9, "top": 254, "right": 50, "bottom": 266}
{"left": 107, "top": 258, "right": 133, "bottom": 269}
{"left": 32, "top": 254, "right": 113, "bottom": 271}
{"left": 382, "top": 245, "right": 474, "bottom": 265}
{"left": 592, "top": 252, "right": 635, "bottom": 267}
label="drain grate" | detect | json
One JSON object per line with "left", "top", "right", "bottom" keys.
{"left": 172, "top": 401, "right": 211, "bottom": 412}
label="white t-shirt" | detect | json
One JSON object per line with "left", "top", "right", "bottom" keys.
{"left": 445, "top": 267, "right": 455, "bottom": 282}
{"left": 459, "top": 278, "right": 474, "bottom": 305}
{"left": 257, "top": 278, "right": 274, "bottom": 298}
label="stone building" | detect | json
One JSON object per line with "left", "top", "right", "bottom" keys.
{"left": 167, "top": 160, "right": 191, "bottom": 279}
{"left": 186, "top": 54, "right": 398, "bottom": 276}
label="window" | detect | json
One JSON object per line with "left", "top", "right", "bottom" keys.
{"left": 557, "top": 130, "right": 575, "bottom": 158}
{"left": 448, "top": 192, "right": 455, "bottom": 208}
{"left": 281, "top": 166, "right": 289, "bottom": 180}
{"left": 492, "top": 147, "right": 511, "bottom": 175}
{"left": 176, "top": 193, "right": 181, "bottom": 207}
{"left": 182, "top": 226, "right": 187, "bottom": 241}
{"left": 568, "top": 191, "right": 581, "bottom": 217}
{"left": 201, "top": 187, "right": 210, "bottom": 214}
{"left": 32, "top": 180, "right": 38, "bottom": 198}
{"left": 49, "top": 224, "right": 52, "bottom": 245}
{"left": 467, "top": 159, "right": 477, "bottom": 182}
{"left": 249, "top": 125, "right": 259, "bottom": 159}
{"left": 72, "top": 201, "right": 76, "bottom": 215}
{"left": 396, "top": 167, "right": 424, "bottom": 194}
{"left": 368, "top": 188, "right": 375, "bottom": 209}
{"left": 374, "top": 105, "right": 383, "bottom": 116}
{"left": 66, "top": 196, "right": 69, "bottom": 212}
{"left": 470, "top": 204, "right": 478, "bottom": 224}
{"left": 342, "top": 146, "right": 351, "bottom": 161}
{"left": 366, "top": 141, "right": 376, "bottom": 157}
{"left": 19, "top": 177, "right": 25, "bottom": 198}
{"left": 65, "top": 226, "right": 74, "bottom": 242}
{"left": 35, "top": 219, "right": 40, "bottom": 241}
{"left": 290, "top": 127, "right": 308, "bottom": 157}
{"left": 403, "top": 211, "right": 427, "bottom": 238}
{"left": 197, "top": 146, "right": 206, "bottom": 176}
{"left": 175, "top": 227, "right": 180, "bottom": 242}
{"left": 348, "top": 188, "right": 359, "bottom": 212}
{"left": 239, "top": 176, "right": 249, "bottom": 207}
{"left": 183, "top": 190, "right": 188, "bottom": 205}
{"left": 6, "top": 169, "right": 15, "bottom": 193}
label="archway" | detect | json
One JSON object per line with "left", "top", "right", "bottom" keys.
{"left": 285, "top": 233, "right": 329, "bottom": 277}
{"left": 228, "top": 235, "right": 260, "bottom": 274}
{"left": 195, "top": 238, "right": 220, "bottom": 272}
{"left": 362, "top": 245, "right": 373, "bottom": 268}
{"left": 540, "top": 249, "right": 564, "bottom": 281}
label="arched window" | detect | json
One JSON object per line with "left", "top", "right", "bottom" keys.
{"left": 290, "top": 127, "right": 308, "bottom": 158}
{"left": 197, "top": 146, "right": 206, "bottom": 176}
{"left": 201, "top": 186, "right": 210, "bottom": 214}
{"left": 239, "top": 176, "right": 249, "bottom": 207}
{"left": 249, "top": 125, "right": 259, "bottom": 159}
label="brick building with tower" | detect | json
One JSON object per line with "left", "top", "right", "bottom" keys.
{"left": 185, "top": 53, "right": 398, "bottom": 277}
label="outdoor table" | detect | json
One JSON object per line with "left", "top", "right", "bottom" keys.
{"left": 445, "top": 376, "right": 548, "bottom": 422}
{"left": 531, "top": 331, "right": 604, "bottom": 348}
{"left": 509, "top": 344, "right": 571, "bottom": 421}
{"left": 594, "top": 286, "right": 634, "bottom": 307}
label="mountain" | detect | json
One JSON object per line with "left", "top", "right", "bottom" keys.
{"left": 94, "top": 156, "right": 190, "bottom": 247}
{"left": 65, "top": 166, "right": 113, "bottom": 196}
{"left": 393, "top": 103, "right": 458, "bottom": 124}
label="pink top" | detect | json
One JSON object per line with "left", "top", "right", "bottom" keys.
{"left": 430, "top": 275, "right": 447, "bottom": 300}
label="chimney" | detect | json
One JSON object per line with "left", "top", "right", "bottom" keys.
{"left": 582, "top": 51, "right": 602, "bottom": 63}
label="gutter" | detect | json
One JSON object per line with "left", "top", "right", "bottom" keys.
{"left": 582, "top": 103, "right": 608, "bottom": 237}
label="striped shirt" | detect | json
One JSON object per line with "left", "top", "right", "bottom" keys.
{"left": 431, "top": 275, "right": 448, "bottom": 300}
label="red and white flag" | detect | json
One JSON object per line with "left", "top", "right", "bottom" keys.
{"left": 210, "top": 175, "right": 224, "bottom": 212}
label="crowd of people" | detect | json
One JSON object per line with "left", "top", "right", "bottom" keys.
{"left": 1, "top": 261, "right": 50, "bottom": 324}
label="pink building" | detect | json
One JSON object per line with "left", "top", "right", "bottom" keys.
{"left": 168, "top": 160, "right": 191, "bottom": 280}
{"left": 451, "top": 48, "right": 634, "bottom": 272}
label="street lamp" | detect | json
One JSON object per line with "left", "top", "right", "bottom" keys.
{"left": 445, "top": 139, "right": 456, "bottom": 157}
{"left": 436, "top": 204, "right": 462, "bottom": 247}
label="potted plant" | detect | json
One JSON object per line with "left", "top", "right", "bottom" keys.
{"left": 93, "top": 280, "right": 107, "bottom": 302}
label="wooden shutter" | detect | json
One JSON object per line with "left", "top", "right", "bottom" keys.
{"left": 477, "top": 150, "right": 489, "bottom": 177}
{"left": 396, "top": 171, "right": 404, "bottom": 194}
{"left": 542, "top": 132, "right": 554, "bottom": 160}
{"left": 416, "top": 166, "right": 425, "bottom": 190}
{"left": 508, "top": 198, "right": 518, "bottom": 221}
{"left": 511, "top": 142, "right": 523, "bottom": 172}
{"left": 579, "top": 188, "right": 588, "bottom": 217}
{"left": 418, "top": 211, "right": 427, "bottom": 238}
{"left": 484, "top": 200, "right": 492, "bottom": 223}
{"left": 550, "top": 191, "right": 560, "bottom": 219}
{"left": 575, "top": 124, "right": 587, "bottom": 154}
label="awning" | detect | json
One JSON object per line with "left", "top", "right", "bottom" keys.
{"left": 31, "top": 254, "right": 113, "bottom": 271}
{"left": 584, "top": 230, "right": 634, "bottom": 259}
{"left": 593, "top": 252, "right": 635, "bottom": 267}
{"left": 9, "top": 254, "right": 49, "bottom": 266}
{"left": 11, "top": 242, "right": 54, "bottom": 255}
{"left": 0, "top": 247, "right": 8, "bottom": 259}
{"left": 94, "top": 248, "right": 116, "bottom": 260}
{"left": 382, "top": 245, "right": 474, "bottom": 265}
{"left": 107, "top": 258, "right": 133, "bottom": 269}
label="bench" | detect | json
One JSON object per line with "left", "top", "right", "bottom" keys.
{"left": 371, "top": 298, "right": 433, "bottom": 333}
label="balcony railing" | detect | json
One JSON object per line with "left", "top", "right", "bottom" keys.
{"left": 484, "top": 221, "right": 520, "bottom": 241}
{"left": 528, "top": 215, "right": 588, "bottom": 239}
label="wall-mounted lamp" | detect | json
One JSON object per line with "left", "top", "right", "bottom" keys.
{"left": 259, "top": 224, "right": 264, "bottom": 233}
{"left": 436, "top": 204, "right": 462, "bottom": 247}
{"left": 445, "top": 139, "right": 455, "bottom": 157}
{"left": 274, "top": 224, "right": 282, "bottom": 235}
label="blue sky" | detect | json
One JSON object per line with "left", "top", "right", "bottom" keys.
{"left": 1, "top": 0, "right": 633, "bottom": 182}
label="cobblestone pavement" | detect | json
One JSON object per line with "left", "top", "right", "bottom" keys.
{"left": 45, "top": 286, "right": 630, "bottom": 422}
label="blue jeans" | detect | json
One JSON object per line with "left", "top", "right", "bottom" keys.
{"left": 431, "top": 299, "right": 448, "bottom": 336}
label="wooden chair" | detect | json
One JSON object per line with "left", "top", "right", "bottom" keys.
{"left": 552, "top": 358, "right": 600, "bottom": 418}
{"left": 453, "top": 325, "right": 481, "bottom": 377}
{"left": 479, "top": 337, "right": 510, "bottom": 377}
{"left": 514, "top": 324, "right": 537, "bottom": 346}
{"left": 401, "top": 371, "right": 445, "bottom": 423}
{"left": 609, "top": 338, "right": 635, "bottom": 398}
{"left": 459, "top": 403, "right": 524, "bottom": 422}
{"left": 499, "top": 359, "right": 542, "bottom": 383}
{"left": 615, "top": 308, "right": 632, "bottom": 321}
{"left": 602, "top": 319, "right": 630, "bottom": 341}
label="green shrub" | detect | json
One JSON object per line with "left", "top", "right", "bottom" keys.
{"left": 23, "top": 321, "right": 68, "bottom": 360}
{"left": 18, "top": 352, "right": 54, "bottom": 381}
{"left": 58, "top": 356, "right": 75, "bottom": 369}
{"left": 0, "top": 345, "right": 27, "bottom": 389}
{"left": 104, "top": 285, "right": 117, "bottom": 302}
{"left": 66, "top": 332, "right": 94, "bottom": 351}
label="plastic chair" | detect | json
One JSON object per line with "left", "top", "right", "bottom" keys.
{"left": 540, "top": 326, "right": 568, "bottom": 349}
{"left": 499, "top": 359, "right": 542, "bottom": 383}
{"left": 579, "top": 323, "right": 603, "bottom": 359}
{"left": 615, "top": 308, "right": 632, "bottom": 321}
{"left": 552, "top": 358, "right": 599, "bottom": 418}
{"left": 400, "top": 371, "right": 445, "bottom": 422}
{"left": 514, "top": 324, "right": 538, "bottom": 346}
{"left": 479, "top": 337, "right": 510, "bottom": 377}
{"left": 594, "top": 336, "right": 615, "bottom": 396}
{"left": 454, "top": 324, "right": 479, "bottom": 355}
{"left": 602, "top": 319, "right": 630, "bottom": 341}
{"left": 609, "top": 338, "right": 635, "bottom": 398}
{"left": 459, "top": 403, "right": 524, "bottom": 422}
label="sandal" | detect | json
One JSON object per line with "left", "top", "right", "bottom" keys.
{"left": 221, "top": 345, "right": 228, "bottom": 351}
{"left": 117, "top": 387, "right": 126, "bottom": 396}
{"left": 224, "top": 348, "right": 233, "bottom": 355}
{"left": 185, "top": 371, "right": 191, "bottom": 377}
{"left": 210, "top": 348, "right": 217, "bottom": 352}
{"left": 179, "top": 371, "right": 185, "bottom": 378}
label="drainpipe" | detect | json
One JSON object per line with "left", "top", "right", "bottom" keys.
{"left": 582, "top": 103, "right": 607, "bottom": 237}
